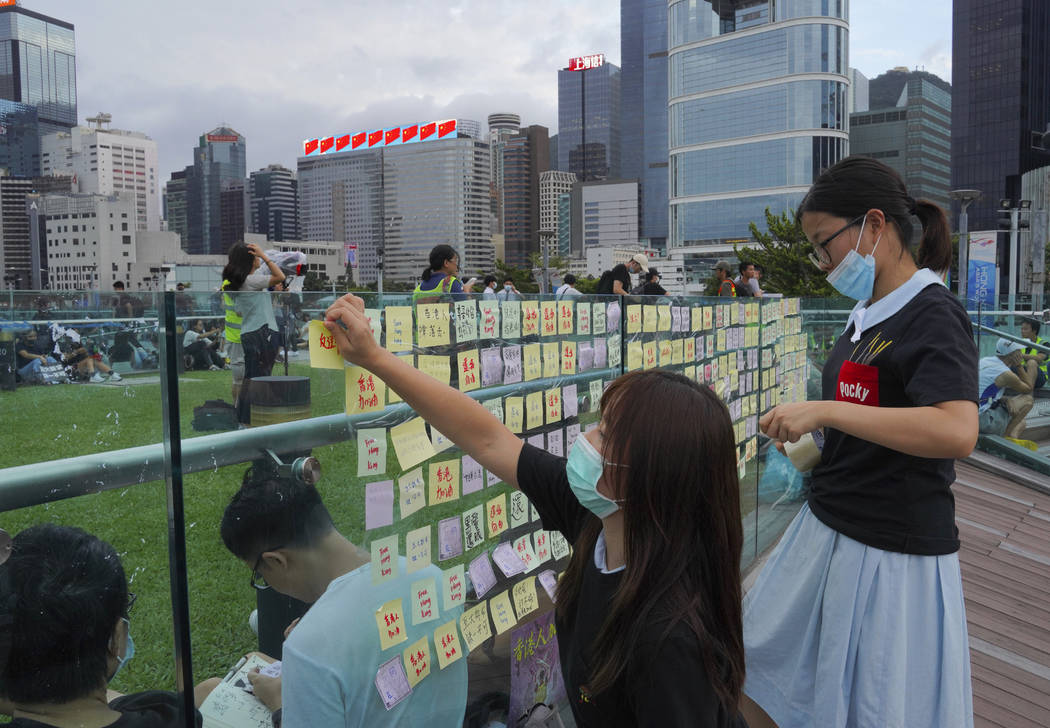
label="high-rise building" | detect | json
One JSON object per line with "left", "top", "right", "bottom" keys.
{"left": 558, "top": 56, "right": 621, "bottom": 182}
{"left": 568, "top": 180, "right": 639, "bottom": 256}
{"left": 163, "top": 170, "right": 187, "bottom": 240}
{"left": 0, "top": 4, "right": 77, "bottom": 134}
{"left": 952, "top": 0, "right": 1050, "bottom": 230}
{"left": 175, "top": 126, "right": 246, "bottom": 255}
{"left": 851, "top": 70, "right": 952, "bottom": 213}
{"left": 502, "top": 125, "right": 550, "bottom": 267}
{"left": 0, "top": 99, "right": 40, "bottom": 176}
{"left": 487, "top": 113, "right": 520, "bottom": 237}
{"left": 540, "top": 170, "right": 576, "bottom": 255}
{"left": 40, "top": 117, "right": 160, "bottom": 231}
{"left": 219, "top": 179, "right": 248, "bottom": 249}
{"left": 620, "top": 0, "right": 668, "bottom": 247}
{"left": 849, "top": 68, "right": 870, "bottom": 115}
{"left": 249, "top": 164, "right": 298, "bottom": 242}
{"left": 667, "top": 1, "right": 849, "bottom": 245}
{"left": 40, "top": 192, "right": 137, "bottom": 291}
{"left": 0, "top": 171, "right": 71, "bottom": 288}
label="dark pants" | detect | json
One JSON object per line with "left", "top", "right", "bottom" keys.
{"left": 185, "top": 341, "right": 223, "bottom": 370}
{"left": 237, "top": 325, "right": 278, "bottom": 424}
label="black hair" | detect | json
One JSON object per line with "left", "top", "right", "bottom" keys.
{"left": 1022, "top": 317, "right": 1042, "bottom": 335}
{"left": 420, "top": 244, "right": 458, "bottom": 282}
{"left": 0, "top": 524, "right": 127, "bottom": 704}
{"left": 220, "top": 472, "right": 335, "bottom": 561}
{"left": 113, "top": 281, "right": 125, "bottom": 290}
{"left": 563, "top": 274, "right": 577, "bottom": 285}
{"left": 503, "top": 277, "right": 514, "bottom": 285}
{"left": 797, "top": 156, "right": 952, "bottom": 273}
{"left": 738, "top": 261, "right": 754, "bottom": 276}
{"left": 483, "top": 275, "right": 497, "bottom": 286}
{"left": 222, "top": 242, "right": 256, "bottom": 291}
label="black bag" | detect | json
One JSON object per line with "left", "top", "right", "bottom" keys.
{"left": 192, "top": 399, "right": 239, "bottom": 432}
{"left": 596, "top": 270, "right": 614, "bottom": 295}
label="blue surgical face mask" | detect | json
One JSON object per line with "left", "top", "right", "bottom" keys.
{"left": 825, "top": 214, "right": 883, "bottom": 301}
{"left": 110, "top": 618, "right": 135, "bottom": 681}
{"left": 566, "top": 435, "right": 623, "bottom": 519}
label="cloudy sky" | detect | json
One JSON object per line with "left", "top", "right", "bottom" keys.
{"left": 34, "top": 0, "right": 951, "bottom": 183}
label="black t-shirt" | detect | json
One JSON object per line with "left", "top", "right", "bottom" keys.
{"left": 15, "top": 335, "right": 49, "bottom": 368}
{"left": 6, "top": 691, "right": 202, "bottom": 728}
{"left": 516, "top": 444, "right": 746, "bottom": 728}
{"left": 597, "top": 264, "right": 631, "bottom": 295}
{"left": 810, "top": 283, "right": 978, "bottom": 555}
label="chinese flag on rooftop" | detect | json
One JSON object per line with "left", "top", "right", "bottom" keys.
{"left": 352, "top": 132, "right": 366, "bottom": 149}
{"left": 402, "top": 124, "right": 418, "bottom": 143}
{"left": 420, "top": 122, "right": 436, "bottom": 140}
{"left": 385, "top": 128, "right": 401, "bottom": 144}
{"left": 319, "top": 136, "right": 334, "bottom": 153}
{"left": 437, "top": 120, "right": 456, "bottom": 138}
{"left": 335, "top": 134, "right": 350, "bottom": 151}
{"left": 368, "top": 130, "right": 384, "bottom": 146}
{"left": 304, "top": 139, "right": 319, "bottom": 155}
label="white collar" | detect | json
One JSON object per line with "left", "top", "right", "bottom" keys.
{"left": 844, "top": 268, "right": 945, "bottom": 343}
{"left": 593, "top": 530, "right": 626, "bottom": 575}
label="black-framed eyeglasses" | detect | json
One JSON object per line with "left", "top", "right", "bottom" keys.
{"left": 250, "top": 547, "right": 283, "bottom": 590}
{"left": 808, "top": 214, "right": 865, "bottom": 268}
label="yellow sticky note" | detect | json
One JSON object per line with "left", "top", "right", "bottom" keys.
{"left": 540, "top": 301, "right": 557, "bottom": 337}
{"left": 487, "top": 493, "right": 508, "bottom": 538}
{"left": 376, "top": 598, "right": 408, "bottom": 650}
{"left": 684, "top": 337, "right": 696, "bottom": 362}
{"left": 459, "top": 602, "right": 492, "bottom": 653}
{"left": 557, "top": 300, "right": 574, "bottom": 335}
{"left": 561, "top": 340, "right": 577, "bottom": 375}
{"left": 521, "top": 300, "right": 540, "bottom": 336}
{"left": 525, "top": 391, "right": 544, "bottom": 431}
{"left": 428, "top": 459, "right": 460, "bottom": 505}
{"left": 402, "top": 636, "right": 431, "bottom": 688}
{"left": 433, "top": 621, "right": 463, "bottom": 670}
{"left": 703, "top": 307, "right": 713, "bottom": 330}
{"left": 643, "top": 341, "right": 657, "bottom": 370}
{"left": 390, "top": 417, "right": 437, "bottom": 471}
{"left": 371, "top": 534, "right": 398, "bottom": 585}
{"left": 643, "top": 306, "right": 657, "bottom": 333}
{"left": 308, "top": 320, "right": 344, "bottom": 369}
{"left": 522, "top": 344, "right": 542, "bottom": 381}
{"left": 488, "top": 590, "right": 518, "bottom": 635}
{"left": 658, "top": 339, "right": 672, "bottom": 367}
{"left": 671, "top": 338, "right": 684, "bottom": 365}
{"left": 626, "top": 304, "right": 642, "bottom": 334}
{"left": 717, "top": 329, "right": 727, "bottom": 353}
{"left": 657, "top": 306, "right": 671, "bottom": 332}
{"left": 417, "top": 354, "right": 451, "bottom": 385}
{"left": 691, "top": 307, "right": 703, "bottom": 333}
{"left": 505, "top": 397, "right": 524, "bottom": 434}
{"left": 399, "top": 467, "right": 426, "bottom": 518}
{"left": 416, "top": 303, "right": 450, "bottom": 346}
{"left": 512, "top": 576, "right": 539, "bottom": 619}
{"left": 456, "top": 349, "right": 480, "bottom": 392}
{"left": 627, "top": 341, "right": 643, "bottom": 371}
{"left": 385, "top": 306, "right": 413, "bottom": 353}
{"left": 345, "top": 367, "right": 386, "bottom": 415}
{"left": 542, "top": 342, "right": 559, "bottom": 379}
{"left": 545, "top": 387, "right": 562, "bottom": 424}
{"left": 405, "top": 525, "right": 432, "bottom": 574}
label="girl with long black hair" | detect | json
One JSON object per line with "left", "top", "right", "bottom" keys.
{"left": 323, "top": 294, "right": 748, "bottom": 727}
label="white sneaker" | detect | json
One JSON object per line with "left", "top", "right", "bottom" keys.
{"left": 90, "top": 372, "right": 104, "bottom": 383}
{"left": 209, "top": 364, "right": 221, "bottom": 371}
{"left": 109, "top": 371, "right": 122, "bottom": 381}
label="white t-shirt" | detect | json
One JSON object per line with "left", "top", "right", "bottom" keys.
{"left": 232, "top": 272, "right": 278, "bottom": 334}
{"left": 182, "top": 329, "right": 201, "bottom": 348}
{"left": 281, "top": 559, "right": 467, "bottom": 728}
{"left": 977, "top": 356, "right": 1011, "bottom": 411}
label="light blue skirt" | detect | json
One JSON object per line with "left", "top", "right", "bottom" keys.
{"left": 743, "top": 505, "right": 974, "bottom": 728}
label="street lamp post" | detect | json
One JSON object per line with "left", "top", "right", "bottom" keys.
{"left": 949, "top": 189, "right": 982, "bottom": 302}
{"left": 538, "top": 230, "right": 554, "bottom": 295}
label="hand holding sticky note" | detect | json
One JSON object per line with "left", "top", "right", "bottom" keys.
{"left": 308, "top": 320, "right": 345, "bottom": 369}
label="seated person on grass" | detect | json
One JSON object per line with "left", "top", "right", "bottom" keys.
{"left": 0, "top": 523, "right": 216, "bottom": 727}
{"left": 977, "top": 338, "right": 1033, "bottom": 440}
{"left": 15, "top": 328, "right": 60, "bottom": 383}
{"left": 219, "top": 473, "right": 468, "bottom": 728}
{"left": 183, "top": 319, "right": 225, "bottom": 371}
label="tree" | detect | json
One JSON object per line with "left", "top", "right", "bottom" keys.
{"left": 735, "top": 208, "right": 836, "bottom": 297}
{"left": 301, "top": 271, "right": 331, "bottom": 292}
{"left": 574, "top": 276, "right": 601, "bottom": 294}
{"left": 495, "top": 258, "right": 539, "bottom": 293}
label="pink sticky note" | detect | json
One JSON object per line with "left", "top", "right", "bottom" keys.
{"left": 481, "top": 347, "right": 504, "bottom": 387}
{"left": 491, "top": 541, "right": 526, "bottom": 577}
{"left": 469, "top": 552, "right": 498, "bottom": 599}
{"left": 438, "top": 516, "right": 463, "bottom": 561}
{"left": 527, "top": 434, "right": 544, "bottom": 449}
{"left": 562, "top": 385, "right": 578, "bottom": 418}
{"left": 546, "top": 429, "right": 563, "bottom": 457}
{"left": 365, "top": 481, "right": 394, "bottom": 530}
{"left": 538, "top": 569, "right": 558, "bottom": 603}
{"left": 374, "top": 655, "right": 412, "bottom": 710}
{"left": 461, "top": 455, "right": 484, "bottom": 495}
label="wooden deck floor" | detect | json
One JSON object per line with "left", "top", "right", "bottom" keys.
{"left": 954, "top": 461, "right": 1050, "bottom": 728}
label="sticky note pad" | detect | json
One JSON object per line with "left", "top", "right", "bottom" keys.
{"left": 557, "top": 301, "right": 575, "bottom": 335}
{"left": 589, "top": 378, "right": 603, "bottom": 411}
{"left": 416, "top": 303, "right": 450, "bottom": 346}
{"left": 538, "top": 569, "right": 559, "bottom": 603}
{"left": 481, "top": 347, "right": 504, "bottom": 387}
{"left": 510, "top": 491, "right": 530, "bottom": 529}
{"left": 561, "top": 341, "right": 577, "bottom": 375}
{"left": 502, "top": 300, "right": 521, "bottom": 339}
{"left": 487, "top": 493, "right": 508, "bottom": 538}
{"left": 627, "top": 341, "right": 643, "bottom": 371}
{"left": 540, "top": 301, "right": 557, "bottom": 337}
{"left": 461, "top": 455, "right": 484, "bottom": 495}
{"left": 577, "top": 302, "right": 591, "bottom": 335}
{"left": 365, "top": 480, "right": 394, "bottom": 530}
{"left": 542, "top": 342, "right": 559, "bottom": 378}
{"left": 375, "top": 598, "right": 408, "bottom": 650}
{"left": 593, "top": 302, "right": 607, "bottom": 334}
{"left": 658, "top": 306, "right": 671, "bottom": 332}
{"left": 438, "top": 516, "right": 463, "bottom": 561}
{"left": 410, "top": 577, "right": 439, "bottom": 625}
{"left": 398, "top": 467, "right": 426, "bottom": 519}
{"left": 521, "top": 300, "right": 540, "bottom": 336}
{"left": 608, "top": 334, "right": 621, "bottom": 368}
{"left": 512, "top": 576, "right": 540, "bottom": 619}
{"left": 468, "top": 552, "right": 498, "bottom": 599}
{"left": 459, "top": 602, "right": 492, "bottom": 653}
{"left": 457, "top": 349, "right": 480, "bottom": 391}
{"left": 462, "top": 504, "right": 485, "bottom": 552}
{"left": 417, "top": 354, "right": 451, "bottom": 385}
{"left": 442, "top": 564, "right": 465, "bottom": 611}
{"left": 390, "top": 417, "right": 436, "bottom": 471}
{"left": 704, "top": 307, "right": 713, "bottom": 330}
{"left": 505, "top": 396, "right": 524, "bottom": 433}
{"left": 659, "top": 339, "right": 672, "bottom": 367}
{"left": 402, "top": 636, "right": 431, "bottom": 688}
{"left": 626, "top": 305, "right": 642, "bottom": 334}
{"left": 371, "top": 534, "right": 398, "bottom": 585}
{"left": 454, "top": 300, "right": 478, "bottom": 342}
{"left": 513, "top": 534, "right": 538, "bottom": 573}
{"left": 346, "top": 367, "right": 386, "bottom": 415}
{"left": 428, "top": 459, "right": 460, "bottom": 505}
{"left": 374, "top": 656, "right": 412, "bottom": 710}
{"left": 356, "top": 428, "right": 387, "bottom": 478}
{"left": 533, "top": 530, "right": 550, "bottom": 564}
{"left": 643, "top": 341, "right": 657, "bottom": 369}
{"left": 434, "top": 621, "right": 463, "bottom": 670}
{"left": 551, "top": 531, "right": 570, "bottom": 561}
{"left": 308, "top": 320, "right": 344, "bottom": 369}
{"left": 501, "top": 345, "right": 522, "bottom": 384}
{"left": 430, "top": 426, "right": 454, "bottom": 454}
{"left": 642, "top": 306, "right": 657, "bottom": 333}
{"left": 691, "top": 307, "right": 703, "bottom": 333}
{"left": 522, "top": 344, "right": 542, "bottom": 381}
{"left": 489, "top": 590, "right": 518, "bottom": 635}
{"left": 545, "top": 387, "right": 562, "bottom": 424}
{"left": 492, "top": 541, "right": 526, "bottom": 577}
{"left": 405, "top": 525, "right": 432, "bottom": 574}
{"left": 525, "top": 391, "right": 544, "bottom": 431}
{"left": 385, "top": 306, "right": 413, "bottom": 352}
{"left": 479, "top": 300, "right": 500, "bottom": 340}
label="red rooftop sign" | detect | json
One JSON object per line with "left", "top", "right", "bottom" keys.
{"left": 568, "top": 54, "right": 604, "bottom": 71}
{"left": 301, "top": 118, "right": 458, "bottom": 157}
{"left": 206, "top": 134, "right": 240, "bottom": 143}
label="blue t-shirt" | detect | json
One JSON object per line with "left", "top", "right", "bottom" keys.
{"left": 420, "top": 273, "right": 464, "bottom": 299}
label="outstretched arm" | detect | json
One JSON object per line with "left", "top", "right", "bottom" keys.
{"left": 325, "top": 294, "right": 523, "bottom": 487}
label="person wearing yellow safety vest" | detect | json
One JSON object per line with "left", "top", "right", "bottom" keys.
{"left": 412, "top": 245, "right": 466, "bottom": 303}
{"left": 714, "top": 260, "right": 737, "bottom": 297}
{"left": 1020, "top": 317, "right": 1048, "bottom": 389}
{"left": 222, "top": 242, "right": 285, "bottom": 424}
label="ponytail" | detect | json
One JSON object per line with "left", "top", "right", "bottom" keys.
{"left": 912, "top": 198, "right": 952, "bottom": 273}
{"left": 420, "top": 266, "right": 434, "bottom": 282}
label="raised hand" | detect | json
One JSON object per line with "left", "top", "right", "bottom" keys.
{"left": 323, "top": 294, "right": 382, "bottom": 367}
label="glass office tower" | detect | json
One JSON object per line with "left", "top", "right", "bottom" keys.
{"left": 667, "top": 0, "right": 849, "bottom": 246}
{"left": 558, "top": 61, "right": 621, "bottom": 182}
{"left": 621, "top": 0, "right": 669, "bottom": 247}
{"left": 181, "top": 127, "right": 247, "bottom": 255}
{"left": 0, "top": 4, "right": 76, "bottom": 132}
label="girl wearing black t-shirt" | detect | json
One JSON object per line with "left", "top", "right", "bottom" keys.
{"left": 324, "top": 299, "right": 748, "bottom": 727}
{"left": 743, "top": 157, "right": 978, "bottom": 728}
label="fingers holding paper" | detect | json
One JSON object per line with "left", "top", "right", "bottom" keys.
{"left": 324, "top": 294, "right": 380, "bottom": 366}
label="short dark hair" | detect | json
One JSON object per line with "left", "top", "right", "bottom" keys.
{"left": 220, "top": 472, "right": 335, "bottom": 561}
{"left": 563, "top": 274, "right": 576, "bottom": 285}
{"left": 1022, "top": 317, "right": 1041, "bottom": 335}
{"left": 483, "top": 275, "right": 497, "bottom": 286}
{"left": 113, "top": 281, "right": 125, "bottom": 290}
{"left": 738, "top": 262, "right": 754, "bottom": 276}
{"left": 0, "top": 524, "right": 128, "bottom": 704}
{"left": 503, "top": 277, "right": 514, "bottom": 285}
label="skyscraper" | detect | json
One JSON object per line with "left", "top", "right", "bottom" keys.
{"left": 502, "top": 125, "right": 550, "bottom": 267}
{"left": 620, "top": 0, "right": 668, "bottom": 247}
{"left": 558, "top": 55, "right": 621, "bottom": 182}
{"left": 0, "top": 99, "right": 40, "bottom": 176}
{"left": 175, "top": 126, "right": 246, "bottom": 254}
{"left": 667, "top": 1, "right": 849, "bottom": 245}
{"left": 540, "top": 170, "right": 577, "bottom": 256}
{"left": 250, "top": 164, "right": 298, "bottom": 242}
{"left": 487, "top": 113, "right": 520, "bottom": 237}
{"left": 0, "top": 4, "right": 77, "bottom": 134}
{"left": 952, "top": 0, "right": 1050, "bottom": 230}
